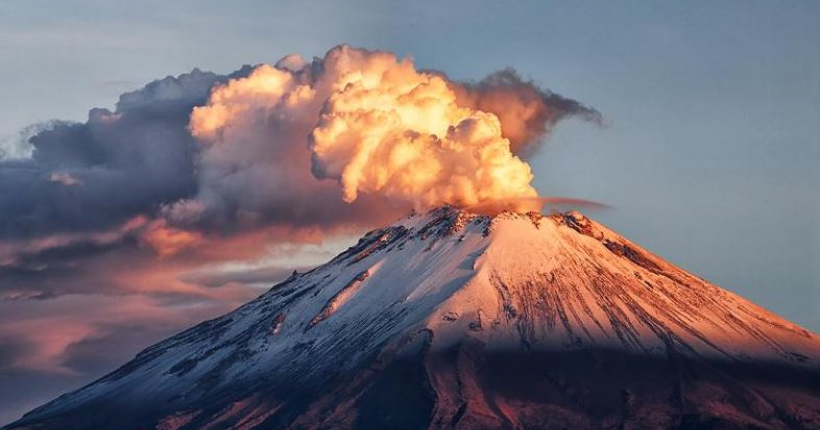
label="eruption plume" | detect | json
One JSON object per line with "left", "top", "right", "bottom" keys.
{"left": 189, "top": 45, "right": 599, "bottom": 214}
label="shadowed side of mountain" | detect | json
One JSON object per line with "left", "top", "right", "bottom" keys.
{"left": 7, "top": 345, "right": 820, "bottom": 430}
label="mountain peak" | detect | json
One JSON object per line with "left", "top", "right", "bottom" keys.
{"left": 396, "top": 205, "right": 578, "bottom": 239}
{"left": 9, "top": 207, "right": 820, "bottom": 430}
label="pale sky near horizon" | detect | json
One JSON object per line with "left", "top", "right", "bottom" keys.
{"left": 1, "top": 0, "right": 819, "bottom": 425}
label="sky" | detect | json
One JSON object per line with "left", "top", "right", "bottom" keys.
{"left": 1, "top": 0, "right": 819, "bottom": 425}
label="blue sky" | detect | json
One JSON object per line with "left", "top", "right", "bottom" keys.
{"left": 0, "top": 0, "right": 818, "bottom": 425}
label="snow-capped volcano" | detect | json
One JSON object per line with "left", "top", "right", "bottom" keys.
{"left": 8, "top": 207, "right": 820, "bottom": 430}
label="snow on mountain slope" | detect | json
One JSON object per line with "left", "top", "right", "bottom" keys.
{"left": 8, "top": 207, "right": 820, "bottom": 430}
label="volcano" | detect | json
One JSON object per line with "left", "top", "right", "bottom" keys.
{"left": 7, "top": 208, "right": 820, "bottom": 430}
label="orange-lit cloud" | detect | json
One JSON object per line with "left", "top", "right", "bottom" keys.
{"left": 189, "top": 46, "right": 596, "bottom": 213}
{"left": 140, "top": 219, "right": 206, "bottom": 258}
{"left": 309, "top": 48, "right": 536, "bottom": 209}
{"left": 48, "top": 172, "right": 83, "bottom": 187}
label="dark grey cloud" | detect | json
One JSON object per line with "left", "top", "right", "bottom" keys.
{"left": 0, "top": 338, "right": 32, "bottom": 371}
{"left": 0, "top": 68, "right": 251, "bottom": 240}
{"left": 0, "top": 236, "right": 137, "bottom": 299}
{"left": 454, "top": 68, "right": 603, "bottom": 156}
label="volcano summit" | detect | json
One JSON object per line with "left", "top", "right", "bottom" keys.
{"left": 7, "top": 208, "right": 820, "bottom": 430}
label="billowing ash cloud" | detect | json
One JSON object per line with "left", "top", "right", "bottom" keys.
{"left": 188, "top": 46, "right": 600, "bottom": 216}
